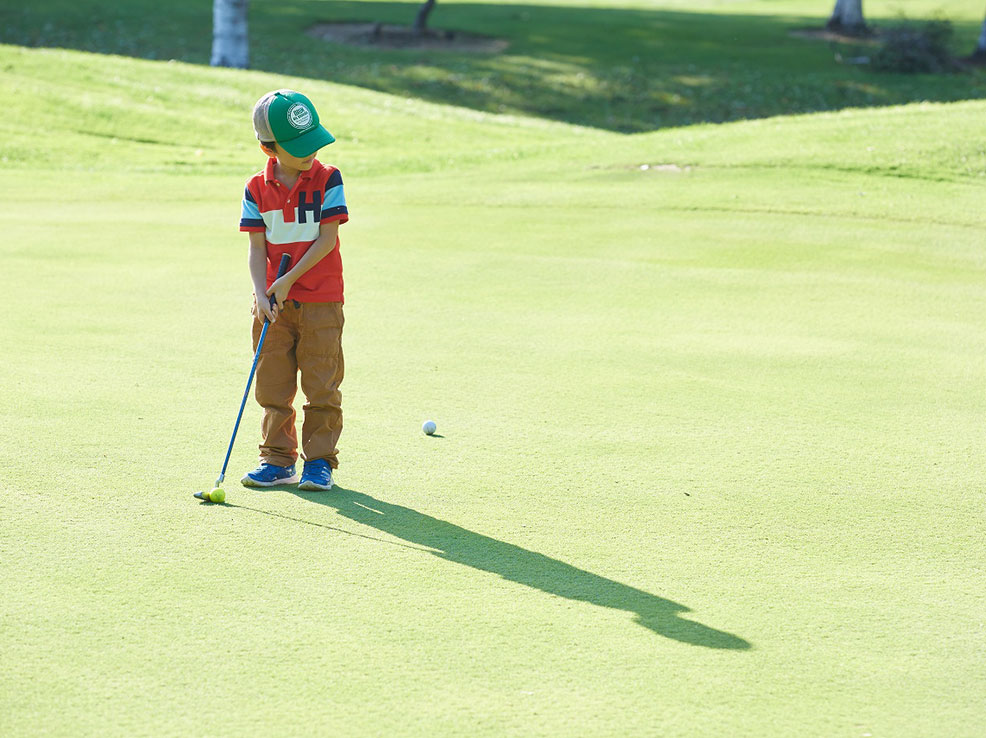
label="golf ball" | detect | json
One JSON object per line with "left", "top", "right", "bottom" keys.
{"left": 422, "top": 420, "right": 437, "bottom": 435}
{"left": 209, "top": 487, "right": 226, "bottom": 503}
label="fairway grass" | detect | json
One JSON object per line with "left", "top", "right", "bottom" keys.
{"left": 1, "top": 43, "right": 985, "bottom": 736}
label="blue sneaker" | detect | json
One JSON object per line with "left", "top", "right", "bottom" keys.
{"left": 241, "top": 462, "right": 297, "bottom": 487}
{"left": 298, "top": 459, "right": 334, "bottom": 491}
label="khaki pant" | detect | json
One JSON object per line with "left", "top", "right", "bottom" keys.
{"left": 252, "top": 301, "right": 344, "bottom": 468}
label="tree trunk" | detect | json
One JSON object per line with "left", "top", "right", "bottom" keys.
{"left": 211, "top": 0, "right": 249, "bottom": 68}
{"left": 827, "top": 0, "right": 866, "bottom": 34}
{"left": 413, "top": 0, "right": 437, "bottom": 36}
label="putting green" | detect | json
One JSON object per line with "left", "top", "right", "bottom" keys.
{"left": 1, "top": 41, "right": 984, "bottom": 737}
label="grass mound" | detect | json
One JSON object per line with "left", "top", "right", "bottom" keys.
{"left": 2, "top": 0, "right": 986, "bottom": 131}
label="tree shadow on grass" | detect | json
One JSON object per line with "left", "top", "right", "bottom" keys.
{"left": 286, "top": 486, "right": 751, "bottom": 649}
{"left": 2, "top": 1, "right": 983, "bottom": 132}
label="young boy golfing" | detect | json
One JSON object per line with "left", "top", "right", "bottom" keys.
{"left": 238, "top": 89, "right": 349, "bottom": 490}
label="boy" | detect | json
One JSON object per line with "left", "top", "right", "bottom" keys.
{"left": 238, "top": 89, "right": 349, "bottom": 491}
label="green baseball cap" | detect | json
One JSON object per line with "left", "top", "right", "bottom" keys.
{"left": 252, "top": 89, "right": 335, "bottom": 157}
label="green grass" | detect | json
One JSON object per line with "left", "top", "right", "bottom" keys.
{"left": 2, "top": 0, "right": 986, "bottom": 131}
{"left": 2, "top": 10, "right": 986, "bottom": 736}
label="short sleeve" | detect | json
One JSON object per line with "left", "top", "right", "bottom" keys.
{"left": 321, "top": 169, "right": 349, "bottom": 224}
{"left": 240, "top": 184, "right": 266, "bottom": 232}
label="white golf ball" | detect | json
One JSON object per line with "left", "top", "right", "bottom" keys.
{"left": 422, "top": 420, "right": 437, "bottom": 435}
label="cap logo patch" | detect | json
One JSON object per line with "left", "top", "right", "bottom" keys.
{"left": 287, "top": 103, "right": 313, "bottom": 130}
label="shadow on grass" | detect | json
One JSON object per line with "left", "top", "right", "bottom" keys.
{"left": 220, "top": 498, "right": 441, "bottom": 552}
{"left": 275, "top": 485, "right": 751, "bottom": 649}
{"left": 2, "top": 1, "right": 983, "bottom": 132}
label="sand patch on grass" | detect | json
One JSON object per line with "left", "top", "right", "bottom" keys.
{"left": 307, "top": 22, "right": 509, "bottom": 53}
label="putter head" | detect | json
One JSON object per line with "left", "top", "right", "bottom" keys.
{"left": 193, "top": 491, "right": 209, "bottom": 501}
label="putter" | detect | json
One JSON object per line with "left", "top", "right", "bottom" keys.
{"left": 215, "top": 252, "right": 292, "bottom": 487}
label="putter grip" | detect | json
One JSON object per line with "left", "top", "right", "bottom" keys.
{"left": 269, "top": 253, "right": 292, "bottom": 309}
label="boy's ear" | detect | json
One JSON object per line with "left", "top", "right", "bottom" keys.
{"left": 260, "top": 142, "right": 278, "bottom": 157}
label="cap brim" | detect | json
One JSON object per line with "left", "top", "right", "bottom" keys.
{"left": 279, "top": 125, "right": 335, "bottom": 157}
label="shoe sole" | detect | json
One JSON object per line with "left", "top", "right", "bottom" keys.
{"left": 297, "top": 480, "right": 334, "bottom": 491}
{"left": 241, "top": 475, "right": 299, "bottom": 487}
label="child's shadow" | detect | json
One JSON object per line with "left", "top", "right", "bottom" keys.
{"left": 291, "top": 486, "right": 751, "bottom": 650}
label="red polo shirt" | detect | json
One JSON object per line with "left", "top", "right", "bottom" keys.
{"left": 239, "top": 158, "right": 349, "bottom": 302}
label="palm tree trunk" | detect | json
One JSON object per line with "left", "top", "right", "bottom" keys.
{"left": 211, "top": 0, "right": 249, "bottom": 68}
{"left": 413, "top": 0, "right": 437, "bottom": 36}
{"left": 827, "top": 0, "right": 866, "bottom": 34}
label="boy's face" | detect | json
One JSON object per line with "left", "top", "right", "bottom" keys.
{"left": 262, "top": 142, "right": 320, "bottom": 171}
